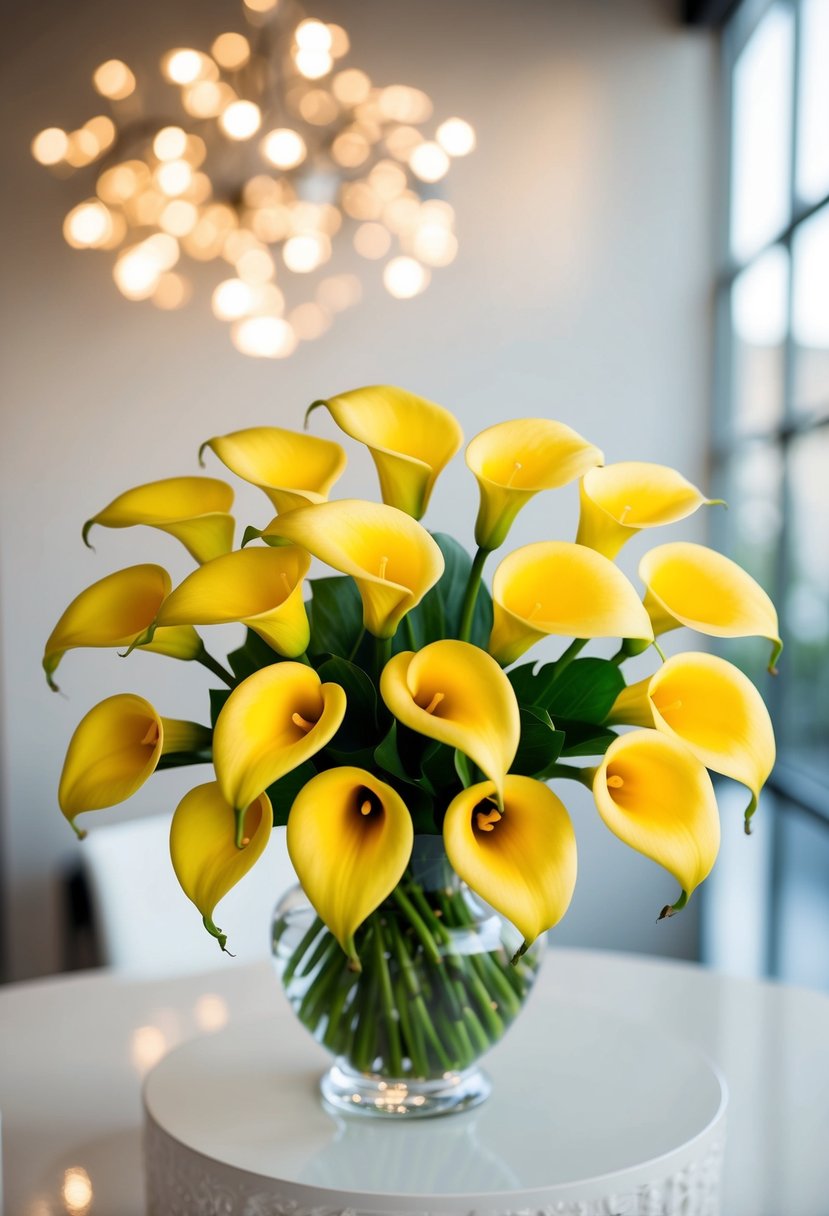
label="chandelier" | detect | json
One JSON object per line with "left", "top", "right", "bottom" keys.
{"left": 30, "top": 0, "right": 475, "bottom": 359}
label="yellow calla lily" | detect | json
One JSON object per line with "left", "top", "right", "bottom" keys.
{"left": 170, "top": 781, "right": 272, "bottom": 952}
{"left": 592, "top": 730, "right": 720, "bottom": 915}
{"left": 262, "top": 500, "right": 444, "bottom": 639}
{"left": 576, "top": 462, "right": 720, "bottom": 559}
{"left": 608, "top": 651, "right": 775, "bottom": 832}
{"left": 156, "top": 547, "right": 311, "bottom": 657}
{"left": 213, "top": 662, "right": 347, "bottom": 839}
{"left": 307, "top": 385, "right": 463, "bottom": 519}
{"left": 380, "top": 640, "right": 520, "bottom": 806}
{"left": 199, "top": 426, "right": 346, "bottom": 513}
{"left": 58, "top": 693, "right": 211, "bottom": 838}
{"left": 466, "top": 419, "right": 603, "bottom": 551}
{"left": 43, "top": 564, "right": 202, "bottom": 690}
{"left": 443, "top": 775, "right": 577, "bottom": 959}
{"left": 82, "top": 476, "right": 235, "bottom": 564}
{"left": 489, "top": 541, "right": 654, "bottom": 666}
{"left": 639, "top": 542, "right": 783, "bottom": 673}
{"left": 286, "top": 766, "right": 414, "bottom": 965}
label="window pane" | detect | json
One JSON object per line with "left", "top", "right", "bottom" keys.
{"left": 797, "top": 0, "right": 829, "bottom": 204}
{"left": 730, "top": 246, "right": 789, "bottom": 434}
{"left": 730, "top": 3, "right": 794, "bottom": 263}
{"left": 776, "top": 805, "right": 829, "bottom": 990}
{"left": 792, "top": 204, "right": 829, "bottom": 420}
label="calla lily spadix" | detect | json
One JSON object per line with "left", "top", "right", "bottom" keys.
{"left": 466, "top": 419, "right": 603, "bottom": 551}
{"left": 58, "top": 693, "right": 211, "bottom": 839}
{"left": 43, "top": 564, "right": 202, "bottom": 690}
{"left": 213, "top": 662, "right": 347, "bottom": 841}
{"left": 608, "top": 651, "right": 775, "bottom": 832}
{"left": 306, "top": 385, "right": 463, "bottom": 520}
{"left": 591, "top": 730, "right": 720, "bottom": 918}
{"left": 380, "top": 639, "right": 520, "bottom": 806}
{"left": 639, "top": 542, "right": 782, "bottom": 673}
{"left": 576, "top": 462, "right": 721, "bottom": 559}
{"left": 489, "top": 541, "right": 654, "bottom": 667}
{"left": 286, "top": 766, "right": 414, "bottom": 966}
{"left": 199, "top": 426, "right": 347, "bottom": 514}
{"left": 170, "top": 781, "right": 272, "bottom": 952}
{"left": 443, "top": 775, "right": 577, "bottom": 960}
{"left": 263, "top": 499, "right": 444, "bottom": 639}
{"left": 156, "top": 546, "right": 311, "bottom": 657}
{"left": 82, "top": 476, "right": 235, "bottom": 565}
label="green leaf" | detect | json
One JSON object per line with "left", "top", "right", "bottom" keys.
{"left": 374, "top": 723, "right": 411, "bottom": 782}
{"left": 308, "top": 576, "right": 363, "bottom": 659}
{"left": 227, "top": 628, "right": 281, "bottom": 681}
{"left": 507, "top": 661, "right": 560, "bottom": 709}
{"left": 209, "top": 688, "right": 231, "bottom": 727}
{"left": 266, "top": 760, "right": 318, "bottom": 827}
{"left": 317, "top": 656, "right": 386, "bottom": 749}
{"left": 454, "top": 750, "right": 475, "bottom": 788}
{"left": 408, "top": 533, "right": 493, "bottom": 647}
{"left": 420, "top": 740, "right": 461, "bottom": 797}
{"left": 556, "top": 719, "right": 617, "bottom": 757}
{"left": 513, "top": 706, "right": 566, "bottom": 776}
{"left": 544, "top": 659, "right": 625, "bottom": 723}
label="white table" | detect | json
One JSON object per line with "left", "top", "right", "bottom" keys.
{"left": 2, "top": 948, "right": 828, "bottom": 1215}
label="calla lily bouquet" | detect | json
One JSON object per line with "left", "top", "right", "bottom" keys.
{"left": 47, "top": 386, "right": 778, "bottom": 1091}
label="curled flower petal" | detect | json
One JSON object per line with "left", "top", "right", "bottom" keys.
{"left": 640, "top": 542, "right": 782, "bottom": 673}
{"left": 489, "top": 541, "right": 653, "bottom": 666}
{"left": 156, "top": 547, "right": 311, "bottom": 657}
{"left": 380, "top": 639, "right": 520, "bottom": 805}
{"left": 576, "top": 462, "right": 719, "bottom": 559}
{"left": 200, "top": 426, "right": 346, "bottom": 513}
{"left": 263, "top": 499, "right": 443, "bottom": 639}
{"left": 466, "top": 419, "right": 603, "bottom": 550}
{"left": 287, "top": 766, "right": 413, "bottom": 964}
{"left": 170, "top": 781, "right": 272, "bottom": 952}
{"left": 443, "top": 775, "right": 577, "bottom": 958}
{"left": 83, "top": 476, "right": 235, "bottom": 564}
{"left": 307, "top": 385, "right": 463, "bottom": 519}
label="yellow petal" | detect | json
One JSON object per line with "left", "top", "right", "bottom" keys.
{"left": 640, "top": 542, "right": 782, "bottom": 672}
{"left": 443, "top": 775, "right": 577, "bottom": 956}
{"left": 287, "top": 766, "right": 413, "bottom": 961}
{"left": 593, "top": 730, "right": 720, "bottom": 909}
{"left": 308, "top": 385, "right": 463, "bottom": 519}
{"left": 466, "top": 419, "right": 603, "bottom": 550}
{"left": 157, "top": 547, "right": 311, "bottom": 657}
{"left": 83, "top": 476, "right": 235, "bottom": 564}
{"left": 200, "top": 426, "right": 346, "bottom": 513}
{"left": 43, "top": 564, "right": 202, "bottom": 689}
{"left": 170, "top": 781, "right": 272, "bottom": 952}
{"left": 489, "top": 541, "right": 654, "bottom": 666}
{"left": 263, "top": 500, "right": 444, "bottom": 638}
{"left": 576, "top": 462, "right": 719, "bottom": 559}
{"left": 380, "top": 640, "right": 520, "bottom": 805}
{"left": 213, "top": 662, "right": 346, "bottom": 822}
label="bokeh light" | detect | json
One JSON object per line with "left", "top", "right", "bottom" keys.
{"left": 93, "top": 59, "right": 136, "bottom": 100}
{"left": 383, "top": 256, "right": 430, "bottom": 298}
{"left": 211, "top": 32, "right": 251, "bottom": 70}
{"left": 31, "top": 127, "right": 69, "bottom": 166}
{"left": 220, "top": 100, "right": 262, "bottom": 140}
{"left": 261, "top": 128, "right": 307, "bottom": 169}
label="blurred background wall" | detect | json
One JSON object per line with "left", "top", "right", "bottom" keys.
{"left": 0, "top": 0, "right": 715, "bottom": 980}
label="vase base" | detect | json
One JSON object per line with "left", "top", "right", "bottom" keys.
{"left": 320, "top": 1061, "right": 492, "bottom": 1119}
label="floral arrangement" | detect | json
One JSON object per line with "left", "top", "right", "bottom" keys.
{"left": 47, "top": 387, "right": 778, "bottom": 1044}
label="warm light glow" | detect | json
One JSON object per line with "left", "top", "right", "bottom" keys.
{"left": 130, "top": 1024, "right": 168, "bottom": 1073}
{"left": 220, "top": 100, "right": 262, "bottom": 139}
{"left": 113, "top": 236, "right": 179, "bottom": 300}
{"left": 223, "top": 228, "right": 258, "bottom": 264}
{"left": 289, "top": 301, "right": 331, "bottom": 339}
{"left": 332, "top": 68, "right": 371, "bottom": 106}
{"left": 160, "top": 199, "right": 199, "bottom": 236}
{"left": 185, "top": 171, "right": 212, "bottom": 204}
{"left": 413, "top": 223, "right": 458, "bottom": 266}
{"left": 436, "top": 117, "right": 476, "bottom": 157}
{"left": 294, "top": 47, "right": 333, "bottom": 80}
{"left": 183, "top": 134, "right": 207, "bottom": 167}
{"left": 64, "top": 129, "right": 101, "bottom": 168}
{"left": 155, "top": 158, "right": 193, "bottom": 196}
{"left": 368, "top": 160, "right": 407, "bottom": 200}
{"left": 194, "top": 993, "right": 229, "bottom": 1032}
{"left": 63, "top": 200, "right": 113, "bottom": 248}
{"left": 162, "top": 48, "right": 209, "bottom": 86}
{"left": 409, "top": 140, "right": 450, "bottom": 183}
{"left": 62, "top": 1167, "right": 93, "bottom": 1216}
{"left": 354, "top": 222, "right": 391, "bottom": 259}
{"left": 153, "top": 271, "right": 191, "bottom": 309}
{"left": 383, "top": 256, "right": 429, "bottom": 298}
{"left": 211, "top": 32, "right": 250, "bottom": 70}
{"left": 341, "top": 181, "right": 382, "bottom": 220}
{"left": 261, "top": 127, "right": 306, "bottom": 169}
{"left": 295, "top": 19, "right": 332, "bottom": 51}
{"left": 283, "top": 233, "right": 329, "bottom": 273}
{"left": 212, "top": 277, "right": 254, "bottom": 320}
{"left": 144, "top": 232, "right": 180, "bottom": 270}
{"left": 232, "top": 315, "right": 297, "bottom": 357}
{"left": 236, "top": 246, "right": 275, "bottom": 283}
{"left": 182, "top": 81, "right": 233, "bottom": 118}
{"left": 383, "top": 193, "right": 421, "bottom": 233}
{"left": 244, "top": 0, "right": 279, "bottom": 11}
{"left": 131, "top": 189, "right": 165, "bottom": 226}
{"left": 331, "top": 129, "right": 370, "bottom": 167}
{"left": 298, "top": 89, "right": 339, "bottom": 124}
{"left": 385, "top": 124, "right": 423, "bottom": 161}
{"left": 153, "top": 126, "right": 188, "bottom": 161}
{"left": 96, "top": 162, "right": 147, "bottom": 204}
{"left": 379, "top": 85, "right": 432, "bottom": 123}
{"left": 93, "top": 58, "right": 136, "bottom": 100}
{"left": 32, "top": 127, "right": 69, "bottom": 166}
{"left": 317, "top": 273, "right": 362, "bottom": 311}
{"left": 327, "top": 24, "right": 350, "bottom": 58}
{"left": 84, "top": 115, "right": 116, "bottom": 152}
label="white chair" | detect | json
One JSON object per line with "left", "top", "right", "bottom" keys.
{"left": 78, "top": 816, "right": 298, "bottom": 976}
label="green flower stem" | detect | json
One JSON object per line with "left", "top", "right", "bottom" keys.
{"left": 373, "top": 919, "right": 403, "bottom": 1077}
{"left": 553, "top": 637, "right": 587, "bottom": 675}
{"left": 434, "top": 889, "right": 522, "bottom": 1016}
{"left": 388, "top": 917, "right": 451, "bottom": 1072}
{"left": 322, "top": 967, "right": 359, "bottom": 1054}
{"left": 374, "top": 634, "right": 393, "bottom": 681}
{"left": 351, "top": 948, "right": 380, "bottom": 1072}
{"left": 391, "top": 888, "right": 443, "bottom": 966}
{"left": 194, "top": 648, "right": 236, "bottom": 688}
{"left": 458, "top": 546, "right": 490, "bottom": 643}
{"left": 280, "top": 915, "right": 324, "bottom": 988}
{"left": 543, "top": 762, "right": 596, "bottom": 788}
{"left": 155, "top": 749, "right": 213, "bottom": 770}
{"left": 394, "top": 974, "right": 428, "bottom": 1077}
{"left": 403, "top": 614, "right": 417, "bottom": 651}
{"left": 298, "top": 926, "right": 338, "bottom": 978}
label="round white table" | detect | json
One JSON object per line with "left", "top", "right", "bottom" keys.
{"left": 1, "top": 948, "right": 828, "bottom": 1215}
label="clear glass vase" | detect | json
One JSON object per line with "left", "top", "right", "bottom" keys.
{"left": 271, "top": 834, "right": 543, "bottom": 1118}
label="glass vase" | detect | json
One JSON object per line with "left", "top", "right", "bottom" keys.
{"left": 271, "top": 834, "right": 543, "bottom": 1118}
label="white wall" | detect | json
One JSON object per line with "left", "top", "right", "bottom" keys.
{"left": 0, "top": 0, "right": 716, "bottom": 979}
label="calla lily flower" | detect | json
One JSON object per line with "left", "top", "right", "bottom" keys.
{"left": 156, "top": 547, "right": 311, "bottom": 657}
{"left": 286, "top": 766, "right": 413, "bottom": 965}
{"left": 306, "top": 385, "right": 463, "bottom": 519}
{"left": 213, "top": 662, "right": 347, "bottom": 839}
{"left": 592, "top": 730, "right": 720, "bottom": 915}
{"left": 608, "top": 651, "right": 775, "bottom": 831}
{"left": 443, "top": 775, "right": 577, "bottom": 959}
{"left": 380, "top": 639, "right": 520, "bottom": 805}
{"left": 43, "top": 564, "right": 202, "bottom": 690}
{"left": 466, "top": 419, "right": 603, "bottom": 551}
{"left": 199, "top": 426, "right": 346, "bottom": 513}
{"left": 263, "top": 500, "right": 444, "bottom": 638}
{"left": 576, "top": 462, "right": 720, "bottom": 559}
{"left": 489, "top": 541, "right": 654, "bottom": 666}
{"left": 82, "top": 476, "right": 235, "bottom": 565}
{"left": 170, "top": 781, "right": 272, "bottom": 952}
{"left": 639, "top": 542, "right": 783, "bottom": 673}
{"left": 58, "top": 693, "right": 211, "bottom": 838}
